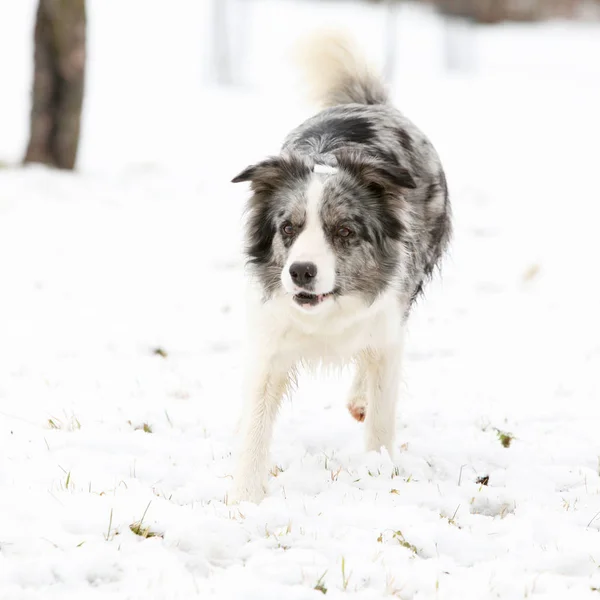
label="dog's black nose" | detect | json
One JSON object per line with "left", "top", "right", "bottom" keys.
{"left": 289, "top": 262, "right": 317, "bottom": 287}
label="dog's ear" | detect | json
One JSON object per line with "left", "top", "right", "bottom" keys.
{"left": 335, "top": 151, "right": 416, "bottom": 193}
{"left": 232, "top": 155, "right": 311, "bottom": 192}
{"left": 231, "top": 161, "right": 279, "bottom": 184}
{"left": 231, "top": 165, "right": 257, "bottom": 184}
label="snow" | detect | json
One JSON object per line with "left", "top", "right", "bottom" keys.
{"left": 2, "top": 1, "right": 600, "bottom": 598}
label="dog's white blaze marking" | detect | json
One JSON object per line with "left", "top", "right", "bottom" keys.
{"left": 281, "top": 174, "right": 337, "bottom": 297}
{"left": 305, "top": 175, "right": 324, "bottom": 227}
{"left": 313, "top": 163, "right": 338, "bottom": 176}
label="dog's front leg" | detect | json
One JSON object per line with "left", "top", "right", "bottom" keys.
{"left": 229, "top": 356, "right": 290, "bottom": 504}
{"left": 347, "top": 351, "right": 370, "bottom": 422}
{"left": 364, "top": 346, "right": 402, "bottom": 457}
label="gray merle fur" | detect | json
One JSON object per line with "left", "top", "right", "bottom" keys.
{"left": 233, "top": 76, "right": 451, "bottom": 311}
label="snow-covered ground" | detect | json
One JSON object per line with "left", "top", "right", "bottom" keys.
{"left": 1, "top": 1, "right": 600, "bottom": 598}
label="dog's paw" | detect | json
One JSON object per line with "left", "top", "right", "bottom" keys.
{"left": 227, "top": 479, "right": 266, "bottom": 505}
{"left": 347, "top": 395, "right": 367, "bottom": 422}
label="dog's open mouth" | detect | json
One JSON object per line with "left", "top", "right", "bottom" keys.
{"left": 293, "top": 291, "right": 333, "bottom": 308}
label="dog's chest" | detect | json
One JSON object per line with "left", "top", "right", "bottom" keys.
{"left": 281, "top": 318, "right": 377, "bottom": 364}
{"left": 262, "top": 292, "right": 403, "bottom": 366}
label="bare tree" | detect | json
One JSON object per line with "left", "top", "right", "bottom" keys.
{"left": 24, "top": 0, "right": 86, "bottom": 170}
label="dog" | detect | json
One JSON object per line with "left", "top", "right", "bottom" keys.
{"left": 228, "top": 34, "right": 451, "bottom": 504}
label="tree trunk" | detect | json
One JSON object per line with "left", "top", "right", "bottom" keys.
{"left": 24, "top": 0, "right": 86, "bottom": 170}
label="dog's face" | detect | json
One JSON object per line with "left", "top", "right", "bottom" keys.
{"left": 233, "top": 152, "right": 415, "bottom": 313}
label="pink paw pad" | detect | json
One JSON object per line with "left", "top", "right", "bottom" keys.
{"left": 348, "top": 404, "right": 366, "bottom": 422}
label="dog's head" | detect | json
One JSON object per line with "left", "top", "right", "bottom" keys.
{"left": 232, "top": 151, "right": 415, "bottom": 313}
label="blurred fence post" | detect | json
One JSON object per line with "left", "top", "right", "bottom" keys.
{"left": 442, "top": 13, "right": 476, "bottom": 72}
{"left": 24, "top": 0, "right": 86, "bottom": 170}
{"left": 211, "top": 0, "right": 234, "bottom": 85}
{"left": 383, "top": 0, "right": 400, "bottom": 84}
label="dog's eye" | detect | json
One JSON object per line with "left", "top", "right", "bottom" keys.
{"left": 281, "top": 222, "right": 294, "bottom": 236}
{"left": 337, "top": 226, "right": 353, "bottom": 238}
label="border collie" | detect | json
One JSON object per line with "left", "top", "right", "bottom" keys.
{"left": 229, "top": 34, "right": 451, "bottom": 503}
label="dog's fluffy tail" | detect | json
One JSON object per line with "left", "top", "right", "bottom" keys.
{"left": 295, "top": 31, "right": 388, "bottom": 109}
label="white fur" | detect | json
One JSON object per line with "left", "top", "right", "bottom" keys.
{"left": 313, "top": 163, "right": 338, "bottom": 175}
{"left": 229, "top": 275, "right": 407, "bottom": 504}
{"left": 294, "top": 30, "right": 385, "bottom": 109}
{"left": 281, "top": 175, "right": 337, "bottom": 300}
